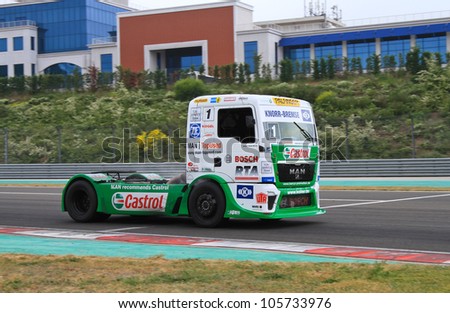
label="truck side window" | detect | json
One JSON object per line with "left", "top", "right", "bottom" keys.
{"left": 218, "top": 107, "right": 255, "bottom": 143}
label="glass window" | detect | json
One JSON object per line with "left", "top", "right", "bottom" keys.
{"left": 31, "top": 36, "right": 35, "bottom": 51}
{"left": 100, "top": 53, "right": 113, "bottom": 73}
{"left": 284, "top": 45, "right": 311, "bottom": 74}
{"left": 44, "top": 63, "right": 81, "bottom": 75}
{"left": 264, "top": 121, "right": 316, "bottom": 143}
{"left": 218, "top": 107, "right": 255, "bottom": 143}
{"left": 166, "top": 46, "right": 202, "bottom": 77}
{"left": 315, "top": 42, "right": 342, "bottom": 60}
{"left": 0, "top": 65, "right": 7, "bottom": 77}
{"left": 416, "top": 32, "right": 446, "bottom": 57}
{"left": 0, "top": 38, "right": 6, "bottom": 52}
{"left": 244, "top": 41, "right": 258, "bottom": 73}
{"left": 13, "top": 37, "right": 24, "bottom": 51}
{"left": 181, "top": 55, "right": 202, "bottom": 70}
{"left": 14, "top": 64, "right": 24, "bottom": 77}
{"left": 381, "top": 36, "right": 410, "bottom": 67}
{"left": 0, "top": 0, "right": 129, "bottom": 54}
{"left": 31, "top": 63, "right": 36, "bottom": 76}
{"left": 347, "top": 39, "right": 376, "bottom": 69}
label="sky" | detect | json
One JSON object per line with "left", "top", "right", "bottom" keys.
{"left": 129, "top": 0, "right": 450, "bottom": 22}
{"left": 0, "top": 0, "right": 448, "bottom": 23}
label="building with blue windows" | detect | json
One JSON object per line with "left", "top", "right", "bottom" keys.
{"left": 1, "top": 1, "right": 450, "bottom": 79}
{"left": 277, "top": 17, "right": 450, "bottom": 72}
{"left": 0, "top": 0, "right": 129, "bottom": 77}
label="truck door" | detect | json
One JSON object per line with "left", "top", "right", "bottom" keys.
{"left": 215, "top": 107, "right": 259, "bottom": 183}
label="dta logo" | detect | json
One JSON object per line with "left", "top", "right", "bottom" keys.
{"left": 256, "top": 193, "right": 268, "bottom": 204}
{"left": 301, "top": 109, "right": 312, "bottom": 122}
{"left": 189, "top": 123, "right": 201, "bottom": 139}
{"left": 112, "top": 193, "right": 125, "bottom": 209}
{"left": 237, "top": 185, "right": 254, "bottom": 199}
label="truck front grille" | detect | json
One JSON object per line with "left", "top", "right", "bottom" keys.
{"left": 277, "top": 163, "right": 315, "bottom": 182}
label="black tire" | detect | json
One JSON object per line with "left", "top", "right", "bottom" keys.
{"left": 188, "top": 180, "right": 226, "bottom": 227}
{"left": 64, "top": 180, "right": 110, "bottom": 222}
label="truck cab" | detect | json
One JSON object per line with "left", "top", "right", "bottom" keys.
{"left": 185, "top": 94, "right": 324, "bottom": 223}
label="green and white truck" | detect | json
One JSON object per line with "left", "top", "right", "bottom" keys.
{"left": 62, "top": 94, "right": 325, "bottom": 227}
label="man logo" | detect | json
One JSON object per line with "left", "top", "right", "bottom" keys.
{"left": 237, "top": 185, "right": 254, "bottom": 199}
{"left": 112, "top": 193, "right": 125, "bottom": 209}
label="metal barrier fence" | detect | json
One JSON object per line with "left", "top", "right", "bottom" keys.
{"left": 0, "top": 158, "right": 449, "bottom": 179}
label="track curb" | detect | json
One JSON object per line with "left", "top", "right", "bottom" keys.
{"left": 1, "top": 226, "right": 449, "bottom": 265}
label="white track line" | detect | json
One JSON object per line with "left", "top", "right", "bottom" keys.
{"left": 321, "top": 193, "right": 450, "bottom": 209}
{"left": 322, "top": 198, "right": 379, "bottom": 202}
{"left": 0, "top": 191, "right": 60, "bottom": 196}
{"left": 99, "top": 227, "right": 147, "bottom": 232}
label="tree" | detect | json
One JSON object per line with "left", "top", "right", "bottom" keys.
{"left": 173, "top": 78, "right": 208, "bottom": 101}
{"left": 253, "top": 54, "right": 262, "bottom": 81}
{"left": 279, "top": 59, "right": 294, "bottom": 82}
{"left": 262, "top": 63, "right": 272, "bottom": 82}
{"left": 312, "top": 59, "right": 320, "bottom": 80}
{"left": 153, "top": 70, "right": 167, "bottom": 90}
{"left": 326, "top": 56, "right": 336, "bottom": 79}
{"left": 406, "top": 47, "right": 421, "bottom": 75}
{"left": 244, "top": 63, "right": 251, "bottom": 83}
{"left": 237, "top": 63, "right": 246, "bottom": 84}
{"left": 319, "top": 57, "right": 327, "bottom": 79}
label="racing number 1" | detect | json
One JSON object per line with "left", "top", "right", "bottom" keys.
{"left": 204, "top": 108, "right": 214, "bottom": 121}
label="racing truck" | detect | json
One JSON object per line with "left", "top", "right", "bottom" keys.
{"left": 62, "top": 94, "right": 325, "bottom": 227}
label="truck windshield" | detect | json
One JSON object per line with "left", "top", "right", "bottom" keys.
{"left": 264, "top": 121, "right": 317, "bottom": 144}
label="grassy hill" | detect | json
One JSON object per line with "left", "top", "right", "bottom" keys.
{"left": 1, "top": 66, "right": 449, "bottom": 164}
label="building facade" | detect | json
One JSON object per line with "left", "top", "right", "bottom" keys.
{"left": 0, "top": 0, "right": 129, "bottom": 77}
{"left": 1, "top": 0, "right": 450, "bottom": 79}
{"left": 117, "top": 1, "right": 450, "bottom": 77}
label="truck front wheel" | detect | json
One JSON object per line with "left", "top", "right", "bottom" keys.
{"left": 188, "top": 181, "right": 226, "bottom": 227}
{"left": 65, "top": 180, "right": 110, "bottom": 222}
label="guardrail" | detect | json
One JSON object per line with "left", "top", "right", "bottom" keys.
{"left": 0, "top": 158, "right": 449, "bottom": 179}
{"left": 320, "top": 158, "right": 450, "bottom": 177}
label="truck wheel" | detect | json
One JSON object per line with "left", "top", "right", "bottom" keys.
{"left": 188, "top": 181, "right": 225, "bottom": 227}
{"left": 65, "top": 180, "right": 110, "bottom": 222}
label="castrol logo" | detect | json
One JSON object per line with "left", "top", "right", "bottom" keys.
{"left": 283, "top": 147, "right": 310, "bottom": 159}
{"left": 112, "top": 193, "right": 167, "bottom": 212}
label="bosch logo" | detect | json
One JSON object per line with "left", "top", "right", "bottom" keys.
{"left": 235, "top": 155, "right": 259, "bottom": 163}
{"left": 237, "top": 185, "right": 254, "bottom": 199}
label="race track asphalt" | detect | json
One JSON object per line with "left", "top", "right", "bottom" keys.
{"left": 1, "top": 186, "right": 449, "bottom": 253}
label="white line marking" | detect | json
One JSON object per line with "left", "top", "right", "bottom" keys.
{"left": 0, "top": 191, "right": 60, "bottom": 196}
{"left": 322, "top": 198, "right": 379, "bottom": 202}
{"left": 321, "top": 193, "right": 450, "bottom": 209}
{"left": 99, "top": 227, "right": 147, "bottom": 233}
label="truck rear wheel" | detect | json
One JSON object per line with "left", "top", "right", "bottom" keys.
{"left": 65, "top": 180, "right": 110, "bottom": 222}
{"left": 188, "top": 181, "right": 225, "bottom": 227}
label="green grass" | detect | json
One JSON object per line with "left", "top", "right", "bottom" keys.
{"left": 1, "top": 254, "right": 449, "bottom": 293}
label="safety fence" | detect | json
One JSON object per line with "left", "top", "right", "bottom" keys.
{"left": 0, "top": 158, "right": 449, "bottom": 179}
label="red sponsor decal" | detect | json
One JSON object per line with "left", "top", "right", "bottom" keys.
{"left": 235, "top": 155, "right": 259, "bottom": 163}
{"left": 284, "top": 147, "right": 310, "bottom": 159}
{"left": 202, "top": 142, "right": 222, "bottom": 149}
{"left": 112, "top": 193, "right": 166, "bottom": 211}
{"left": 256, "top": 193, "right": 268, "bottom": 204}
